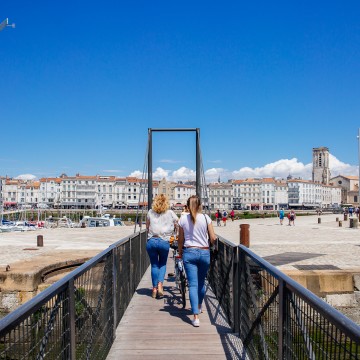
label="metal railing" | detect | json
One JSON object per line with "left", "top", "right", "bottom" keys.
{"left": 0, "top": 230, "right": 149, "bottom": 359}
{"left": 208, "top": 236, "right": 360, "bottom": 359}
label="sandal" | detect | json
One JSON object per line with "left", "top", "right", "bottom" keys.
{"left": 151, "top": 288, "right": 157, "bottom": 298}
{"left": 157, "top": 287, "right": 164, "bottom": 297}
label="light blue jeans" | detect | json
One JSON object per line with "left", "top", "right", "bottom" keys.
{"left": 146, "top": 237, "right": 170, "bottom": 288}
{"left": 183, "top": 248, "right": 210, "bottom": 315}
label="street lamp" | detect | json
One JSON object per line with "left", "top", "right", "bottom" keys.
{"left": 0, "top": 18, "right": 15, "bottom": 31}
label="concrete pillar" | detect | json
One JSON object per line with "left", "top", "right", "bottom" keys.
{"left": 37, "top": 235, "right": 43, "bottom": 247}
{"left": 339, "top": 221, "right": 342, "bottom": 227}
{"left": 318, "top": 217, "right": 321, "bottom": 224}
{"left": 350, "top": 218, "right": 358, "bottom": 229}
{"left": 240, "top": 224, "right": 250, "bottom": 247}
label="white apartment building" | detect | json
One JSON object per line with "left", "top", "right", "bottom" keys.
{"left": 274, "top": 180, "right": 288, "bottom": 210}
{"left": 232, "top": 179, "right": 262, "bottom": 210}
{"left": 329, "top": 186, "right": 342, "bottom": 207}
{"left": 208, "top": 183, "right": 233, "bottom": 210}
{"left": 173, "top": 183, "right": 196, "bottom": 205}
{"left": 260, "top": 178, "right": 288, "bottom": 210}
{"left": 125, "top": 177, "right": 142, "bottom": 208}
{"left": 288, "top": 179, "right": 323, "bottom": 208}
{"left": 39, "top": 178, "right": 62, "bottom": 206}
{"left": 322, "top": 184, "right": 342, "bottom": 208}
{"left": 3, "top": 179, "right": 19, "bottom": 206}
{"left": 0, "top": 174, "right": 351, "bottom": 210}
{"left": 60, "top": 175, "right": 98, "bottom": 208}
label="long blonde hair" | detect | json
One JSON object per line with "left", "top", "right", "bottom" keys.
{"left": 152, "top": 194, "right": 169, "bottom": 214}
{"left": 187, "top": 195, "right": 202, "bottom": 224}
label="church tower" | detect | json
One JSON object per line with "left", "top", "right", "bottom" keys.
{"left": 312, "top": 147, "right": 331, "bottom": 185}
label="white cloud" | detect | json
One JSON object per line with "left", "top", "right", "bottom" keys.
{"left": 153, "top": 167, "right": 170, "bottom": 180}
{"left": 15, "top": 174, "right": 37, "bottom": 180}
{"left": 129, "top": 170, "right": 143, "bottom": 178}
{"left": 205, "top": 168, "right": 230, "bottom": 182}
{"left": 170, "top": 166, "right": 196, "bottom": 181}
{"left": 128, "top": 154, "right": 358, "bottom": 183}
{"left": 232, "top": 158, "right": 312, "bottom": 180}
{"left": 328, "top": 154, "right": 358, "bottom": 177}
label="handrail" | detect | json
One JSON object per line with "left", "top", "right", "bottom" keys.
{"left": 0, "top": 232, "right": 140, "bottom": 337}
{"left": 208, "top": 237, "right": 360, "bottom": 359}
{"left": 0, "top": 230, "right": 149, "bottom": 359}
{"left": 239, "top": 244, "right": 360, "bottom": 342}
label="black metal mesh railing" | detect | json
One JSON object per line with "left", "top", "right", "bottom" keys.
{"left": 210, "top": 239, "right": 360, "bottom": 359}
{"left": 207, "top": 236, "right": 236, "bottom": 329}
{"left": 0, "top": 230, "right": 149, "bottom": 360}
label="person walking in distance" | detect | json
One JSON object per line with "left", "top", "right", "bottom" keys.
{"left": 230, "top": 209, "right": 235, "bottom": 221}
{"left": 222, "top": 209, "right": 228, "bottom": 226}
{"left": 178, "top": 195, "right": 217, "bottom": 327}
{"left": 216, "top": 209, "right": 222, "bottom": 226}
{"left": 279, "top": 208, "right": 285, "bottom": 225}
{"left": 146, "top": 194, "right": 178, "bottom": 299}
{"left": 289, "top": 209, "right": 296, "bottom": 226}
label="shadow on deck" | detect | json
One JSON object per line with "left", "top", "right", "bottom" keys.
{"left": 107, "top": 258, "right": 246, "bottom": 359}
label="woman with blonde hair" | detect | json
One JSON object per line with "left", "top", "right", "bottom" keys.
{"left": 178, "top": 195, "right": 217, "bottom": 327}
{"left": 146, "top": 194, "right": 178, "bottom": 298}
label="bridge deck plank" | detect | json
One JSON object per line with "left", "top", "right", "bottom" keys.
{"left": 107, "top": 255, "right": 243, "bottom": 359}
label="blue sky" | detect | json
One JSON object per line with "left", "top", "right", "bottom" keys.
{"left": 1, "top": 1, "right": 360, "bottom": 182}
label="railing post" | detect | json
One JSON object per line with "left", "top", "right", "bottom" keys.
{"left": 129, "top": 236, "right": 133, "bottom": 293}
{"left": 232, "top": 246, "right": 240, "bottom": 334}
{"left": 112, "top": 248, "right": 118, "bottom": 338}
{"left": 139, "top": 232, "right": 142, "bottom": 281}
{"left": 278, "top": 278, "right": 286, "bottom": 360}
{"left": 68, "top": 279, "right": 76, "bottom": 360}
{"left": 239, "top": 248, "right": 246, "bottom": 341}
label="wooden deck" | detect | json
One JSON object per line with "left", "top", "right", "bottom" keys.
{"left": 107, "top": 255, "right": 245, "bottom": 359}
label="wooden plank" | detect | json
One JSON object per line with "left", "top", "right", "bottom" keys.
{"left": 107, "top": 253, "right": 242, "bottom": 359}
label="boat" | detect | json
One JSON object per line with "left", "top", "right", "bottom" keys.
{"left": 0, "top": 219, "right": 15, "bottom": 232}
{"left": 57, "top": 216, "right": 75, "bottom": 228}
{"left": 79, "top": 214, "right": 124, "bottom": 228}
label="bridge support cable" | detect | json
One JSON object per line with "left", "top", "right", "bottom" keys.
{"left": 134, "top": 135, "right": 150, "bottom": 233}
{"left": 198, "top": 143, "right": 210, "bottom": 215}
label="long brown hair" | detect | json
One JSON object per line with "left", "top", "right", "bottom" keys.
{"left": 187, "top": 195, "right": 202, "bottom": 224}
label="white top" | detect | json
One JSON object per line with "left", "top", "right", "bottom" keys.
{"left": 178, "top": 213, "right": 211, "bottom": 248}
{"left": 147, "top": 209, "right": 178, "bottom": 241}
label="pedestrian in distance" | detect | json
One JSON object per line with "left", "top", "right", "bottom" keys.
{"left": 279, "top": 208, "right": 285, "bottom": 225}
{"left": 178, "top": 195, "right": 217, "bottom": 327}
{"left": 289, "top": 209, "right": 296, "bottom": 226}
{"left": 222, "top": 210, "right": 227, "bottom": 226}
{"left": 216, "top": 209, "right": 222, "bottom": 226}
{"left": 146, "top": 194, "right": 178, "bottom": 299}
{"left": 230, "top": 209, "right": 235, "bottom": 221}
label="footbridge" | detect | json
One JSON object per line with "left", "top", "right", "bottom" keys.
{"left": 0, "top": 229, "right": 359, "bottom": 359}
{"left": 0, "top": 128, "right": 359, "bottom": 358}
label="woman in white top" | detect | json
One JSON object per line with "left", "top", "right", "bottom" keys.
{"left": 146, "top": 194, "right": 178, "bottom": 299}
{"left": 178, "top": 195, "right": 217, "bottom": 327}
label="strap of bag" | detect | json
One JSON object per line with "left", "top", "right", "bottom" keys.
{"left": 203, "top": 214, "right": 211, "bottom": 245}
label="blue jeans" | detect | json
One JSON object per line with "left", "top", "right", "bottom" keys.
{"left": 183, "top": 248, "right": 210, "bottom": 315}
{"left": 146, "top": 237, "right": 170, "bottom": 288}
